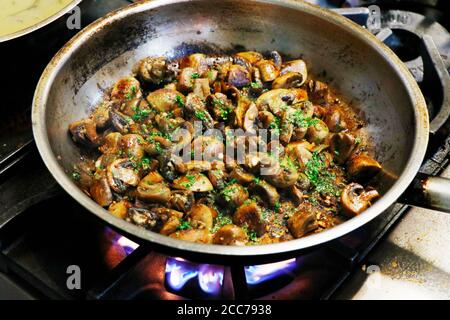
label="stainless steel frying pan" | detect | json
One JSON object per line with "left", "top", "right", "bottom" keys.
{"left": 31, "top": 0, "right": 450, "bottom": 263}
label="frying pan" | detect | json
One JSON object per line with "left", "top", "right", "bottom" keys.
{"left": 31, "top": 0, "right": 450, "bottom": 264}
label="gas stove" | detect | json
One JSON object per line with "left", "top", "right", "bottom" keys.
{"left": 1, "top": 0, "right": 449, "bottom": 300}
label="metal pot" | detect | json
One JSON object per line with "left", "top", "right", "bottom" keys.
{"left": 31, "top": 0, "right": 450, "bottom": 263}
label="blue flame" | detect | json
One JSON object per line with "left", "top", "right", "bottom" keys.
{"left": 198, "top": 265, "right": 224, "bottom": 294}
{"left": 245, "top": 258, "right": 297, "bottom": 285}
{"left": 165, "top": 257, "right": 224, "bottom": 295}
{"left": 165, "top": 257, "right": 199, "bottom": 291}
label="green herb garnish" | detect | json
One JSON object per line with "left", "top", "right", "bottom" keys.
{"left": 175, "top": 95, "right": 185, "bottom": 107}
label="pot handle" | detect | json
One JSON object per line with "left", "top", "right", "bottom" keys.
{"left": 399, "top": 172, "right": 450, "bottom": 213}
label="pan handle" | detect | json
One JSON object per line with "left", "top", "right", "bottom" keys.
{"left": 399, "top": 173, "right": 450, "bottom": 213}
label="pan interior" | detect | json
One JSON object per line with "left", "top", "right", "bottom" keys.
{"left": 37, "top": 0, "right": 423, "bottom": 257}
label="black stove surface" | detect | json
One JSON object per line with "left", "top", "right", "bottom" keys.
{"left": 1, "top": 0, "right": 450, "bottom": 300}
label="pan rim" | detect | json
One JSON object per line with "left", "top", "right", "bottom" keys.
{"left": 31, "top": 0, "right": 429, "bottom": 261}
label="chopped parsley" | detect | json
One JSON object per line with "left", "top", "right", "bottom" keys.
{"left": 181, "top": 174, "right": 197, "bottom": 188}
{"left": 212, "top": 212, "right": 233, "bottom": 232}
{"left": 253, "top": 176, "right": 261, "bottom": 184}
{"left": 269, "top": 116, "right": 281, "bottom": 135}
{"left": 355, "top": 137, "right": 362, "bottom": 145}
{"left": 289, "top": 109, "right": 319, "bottom": 128}
{"left": 274, "top": 203, "right": 281, "bottom": 212}
{"left": 191, "top": 73, "right": 200, "bottom": 79}
{"left": 194, "top": 109, "right": 207, "bottom": 121}
{"left": 71, "top": 171, "right": 81, "bottom": 181}
{"left": 248, "top": 230, "right": 258, "bottom": 242}
{"left": 250, "top": 82, "right": 262, "bottom": 89}
{"left": 175, "top": 95, "right": 185, "bottom": 107}
{"left": 126, "top": 85, "right": 137, "bottom": 100}
{"left": 177, "top": 219, "right": 191, "bottom": 231}
{"left": 305, "top": 152, "right": 341, "bottom": 197}
{"left": 132, "top": 107, "right": 151, "bottom": 121}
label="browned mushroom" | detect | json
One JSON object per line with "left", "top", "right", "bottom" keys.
{"left": 146, "top": 89, "right": 185, "bottom": 112}
{"left": 219, "top": 183, "right": 249, "bottom": 208}
{"left": 256, "top": 59, "right": 279, "bottom": 82}
{"left": 90, "top": 101, "right": 112, "bottom": 128}
{"left": 108, "top": 200, "right": 131, "bottom": 219}
{"left": 138, "top": 56, "right": 178, "bottom": 85}
{"left": 340, "top": 183, "right": 380, "bottom": 217}
{"left": 181, "top": 53, "right": 209, "bottom": 74}
{"left": 177, "top": 67, "right": 197, "bottom": 92}
{"left": 227, "top": 64, "right": 251, "bottom": 88}
{"left": 69, "top": 118, "right": 101, "bottom": 147}
{"left": 249, "top": 180, "right": 280, "bottom": 206}
{"left": 324, "top": 109, "right": 347, "bottom": 133}
{"left": 173, "top": 173, "right": 214, "bottom": 192}
{"left": 206, "top": 92, "right": 234, "bottom": 121}
{"left": 285, "top": 141, "right": 313, "bottom": 169}
{"left": 307, "top": 80, "right": 329, "bottom": 105}
{"left": 144, "top": 135, "right": 172, "bottom": 156}
{"left": 329, "top": 132, "right": 356, "bottom": 164}
{"left": 213, "top": 224, "right": 248, "bottom": 245}
{"left": 111, "top": 76, "right": 142, "bottom": 101}
{"left": 109, "top": 109, "right": 133, "bottom": 135}
{"left": 229, "top": 167, "right": 255, "bottom": 185}
{"left": 255, "top": 89, "right": 295, "bottom": 116}
{"left": 264, "top": 156, "right": 299, "bottom": 188}
{"left": 151, "top": 207, "right": 184, "bottom": 235}
{"left": 99, "top": 132, "right": 122, "bottom": 154}
{"left": 243, "top": 102, "right": 258, "bottom": 133}
{"left": 120, "top": 134, "right": 145, "bottom": 160}
{"left": 90, "top": 176, "right": 113, "bottom": 207}
{"left": 287, "top": 203, "right": 318, "bottom": 238}
{"left": 207, "top": 161, "right": 227, "bottom": 189}
{"left": 233, "top": 202, "right": 266, "bottom": 236}
{"left": 347, "top": 154, "right": 382, "bottom": 181}
{"left": 272, "top": 72, "right": 305, "bottom": 89}
{"left": 169, "top": 229, "right": 212, "bottom": 243}
{"left": 185, "top": 93, "right": 214, "bottom": 128}
{"left": 136, "top": 171, "right": 171, "bottom": 203}
{"left": 169, "top": 190, "right": 195, "bottom": 213}
{"left": 306, "top": 119, "right": 330, "bottom": 144}
{"left": 106, "top": 159, "right": 140, "bottom": 193}
{"left": 191, "top": 136, "right": 224, "bottom": 162}
{"left": 188, "top": 204, "right": 217, "bottom": 230}
{"left": 192, "top": 78, "right": 211, "bottom": 99}
{"left": 234, "top": 51, "right": 263, "bottom": 65}
{"left": 128, "top": 207, "right": 161, "bottom": 230}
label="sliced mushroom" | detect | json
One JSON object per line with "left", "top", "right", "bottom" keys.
{"left": 269, "top": 51, "right": 283, "bottom": 68}
{"left": 136, "top": 171, "right": 171, "bottom": 203}
{"left": 340, "top": 183, "right": 380, "bottom": 217}
{"left": 151, "top": 207, "right": 184, "bottom": 235}
{"left": 108, "top": 200, "right": 131, "bottom": 219}
{"left": 347, "top": 154, "right": 382, "bottom": 181}
{"left": 234, "top": 51, "right": 263, "bottom": 65}
{"left": 306, "top": 119, "right": 330, "bottom": 144}
{"left": 144, "top": 135, "right": 172, "bottom": 156}
{"left": 191, "top": 136, "right": 224, "bottom": 162}
{"left": 285, "top": 141, "right": 313, "bottom": 169}
{"left": 329, "top": 132, "right": 356, "bottom": 164}
{"left": 106, "top": 159, "right": 140, "bottom": 193}
{"left": 230, "top": 167, "right": 255, "bottom": 185}
{"left": 243, "top": 102, "right": 258, "bottom": 133}
{"left": 154, "top": 113, "right": 185, "bottom": 134}
{"left": 186, "top": 93, "right": 214, "bottom": 128}
{"left": 219, "top": 183, "right": 249, "bottom": 208}
{"left": 181, "top": 53, "right": 209, "bottom": 74}
{"left": 173, "top": 173, "right": 214, "bottom": 192}
{"left": 120, "top": 134, "right": 145, "bottom": 160}
{"left": 280, "top": 59, "right": 307, "bottom": 79}
{"left": 289, "top": 185, "right": 304, "bottom": 206}
{"left": 213, "top": 225, "right": 248, "bottom": 245}
{"left": 146, "top": 89, "right": 185, "bottom": 112}
{"left": 109, "top": 109, "right": 133, "bottom": 135}
{"left": 249, "top": 180, "right": 280, "bottom": 206}
{"left": 169, "top": 229, "right": 212, "bottom": 243}
{"left": 69, "top": 118, "right": 101, "bottom": 147}
{"left": 99, "top": 132, "right": 122, "bottom": 154}
{"left": 91, "top": 101, "right": 112, "bottom": 128}
{"left": 111, "top": 76, "right": 142, "bottom": 102}
{"left": 138, "top": 56, "right": 178, "bottom": 85}
{"left": 255, "top": 89, "right": 295, "bottom": 116}
{"left": 177, "top": 67, "right": 197, "bottom": 92}
{"left": 324, "top": 109, "right": 347, "bottom": 133}
{"left": 307, "top": 80, "right": 329, "bottom": 105}
{"left": 129, "top": 207, "right": 161, "bottom": 230}
{"left": 227, "top": 64, "right": 251, "bottom": 88}
{"left": 192, "top": 78, "right": 211, "bottom": 100}
{"left": 207, "top": 161, "right": 227, "bottom": 189}
{"left": 256, "top": 59, "right": 279, "bottom": 82}
{"left": 171, "top": 121, "right": 194, "bottom": 153}
{"left": 158, "top": 151, "right": 186, "bottom": 181}
{"left": 234, "top": 95, "right": 251, "bottom": 128}
{"left": 272, "top": 72, "right": 305, "bottom": 89}
{"left": 233, "top": 202, "right": 266, "bottom": 236}
{"left": 287, "top": 203, "right": 318, "bottom": 238}
{"left": 90, "top": 176, "right": 113, "bottom": 207}
{"left": 206, "top": 92, "right": 234, "bottom": 121}
{"left": 169, "top": 190, "right": 195, "bottom": 213}
{"left": 188, "top": 204, "right": 217, "bottom": 230}
{"left": 264, "top": 156, "right": 299, "bottom": 188}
